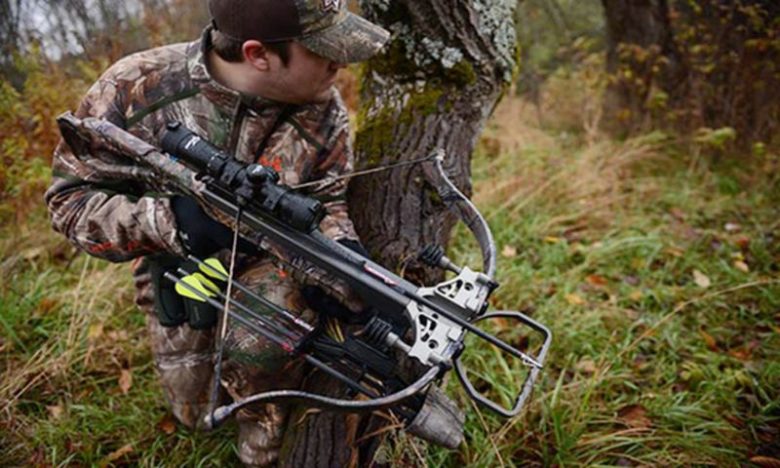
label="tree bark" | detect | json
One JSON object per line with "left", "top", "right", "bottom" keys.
{"left": 281, "top": 1, "right": 518, "bottom": 465}
{"left": 349, "top": 0, "right": 518, "bottom": 285}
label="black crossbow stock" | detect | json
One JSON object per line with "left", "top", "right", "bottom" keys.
{"left": 57, "top": 112, "right": 551, "bottom": 448}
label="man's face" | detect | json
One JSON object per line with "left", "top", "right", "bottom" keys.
{"left": 263, "top": 42, "right": 345, "bottom": 104}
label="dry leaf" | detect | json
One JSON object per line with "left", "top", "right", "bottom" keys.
{"left": 101, "top": 444, "right": 133, "bottom": 465}
{"left": 699, "top": 328, "right": 718, "bottom": 351}
{"left": 158, "top": 413, "right": 177, "bottom": 435}
{"left": 728, "top": 348, "right": 751, "bottom": 361}
{"left": 575, "top": 358, "right": 597, "bottom": 374}
{"left": 565, "top": 293, "right": 585, "bottom": 306}
{"left": 669, "top": 207, "right": 686, "bottom": 221}
{"left": 617, "top": 404, "right": 652, "bottom": 429}
{"left": 734, "top": 235, "right": 751, "bottom": 249}
{"left": 119, "top": 369, "right": 133, "bottom": 395}
{"left": 750, "top": 456, "right": 780, "bottom": 468}
{"left": 733, "top": 260, "right": 749, "bottom": 273}
{"left": 693, "top": 270, "right": 711, "bottom": 288}
{"left": 22, "top": 246, "right": 45, "bottom": 260}
{"left": 501, "top": 245, "right": 517, "bottom": 258}
{"left": 585, "top": 274, "right": 608, "bottom": 287}
{"left": 629, "top": 290, "right": 643, "bottom": 301}
{"left": 666, "top": 246, "right": 685, "bottom": 257}
{"left": 88, "top": 323, "right": 104, "bottom": 340}
{"left": 47, "top": 404, "right": 64, "bottom": 420}
{"left": 37, "top": 298, "right": 58, "bottom": 314}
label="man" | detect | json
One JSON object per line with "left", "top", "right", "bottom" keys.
{"left": 45, "top": 0, "right": 389, "bottom": 465}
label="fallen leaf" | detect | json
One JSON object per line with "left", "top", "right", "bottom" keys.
{"left": 729, "top": 340, "right": 759, "bottom": 361}
{"left": 699, "top": 328, "right": 718, "bottom": 351}
{"left": 543, "top": 236, "right": 561, "bottom": 244}
{"left": 575, "top": 358, "right": 597, "bottom": 374}
{"left": 629, "top": 290, "right": 643, "bottom": 301}
{"left": 734, "top": 235, "right": 751, "bottom": 249}
{"left": 501, "top": 245, "right": 517, "bottom": 258}
{"left": 623, "top": 275, "right": 640, "bottom": 286}
{"left": 669, "top": 207, "right": 686, "bottom": 221}
{"left": 47, "top": 404, "right": 64, "bottom": 420}
{"left": 37, "top": 298, "right": 58, "bottom": 315}
{"left": 749, "top": 456, "right": 780, "bottom": 468}
{"left": 665, "top": 246, "right": 685, "bottom": 257}
{"left": 728, "top": 348, "right": 751, "bottom": 361}
{"left": 22, "top": 246, "right": 45, "bottom": 260}
{"left": 565, "top": 293, "right": 585, "bottom": 306}
{"left": 693, "top": 270, "right": 711, "bottom": 288}
{"left": 733, "top": 260, "right": 749, "bottom": 273}
{"left": 724, "top": 222, "right": 741, "bottom": 232}
{"left": 617, "top": 404, "right": 652, "bottom": 429}
{"left": 723, "top": 414, "right": 745, "bottom": 429}
{"left": 585, "top": 274, "right": 608, "bottom": 287}
{"left": 88, "top": 323, "right": 104, "bottom": 340}
{"left": 119, "top": 369, "right": 133, "bottom": 395}
{"left": 158, "top": 413, "right": 177, "bottom": 435}
{"left": 625, "top": 308, "right": 641, "bottom": 320}
{"left": 101, "top": 444, "right": 133, "bottom": 465}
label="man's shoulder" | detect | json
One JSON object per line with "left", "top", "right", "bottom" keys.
{"left": 101, "top": 41, "right": 195, "bottom": 85}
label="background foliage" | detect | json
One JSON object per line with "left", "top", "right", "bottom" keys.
{"left": 0, "top": 0, "right": 778, "bottom": 466}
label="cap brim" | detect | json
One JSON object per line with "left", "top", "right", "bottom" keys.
{"left": 298, "top": 12, "right": 390, "bottom": 64}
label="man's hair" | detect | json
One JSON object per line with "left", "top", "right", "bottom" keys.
{"left": 211, "top": 28, "right": 291, "bottom": 65}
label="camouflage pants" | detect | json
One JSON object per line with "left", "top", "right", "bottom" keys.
{"left": 146, "top": 258, "right": 315, "bottom": 467}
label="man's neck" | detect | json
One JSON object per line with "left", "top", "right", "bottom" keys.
{"left": 207, "top": 50, "right": 261, "bottom": 97}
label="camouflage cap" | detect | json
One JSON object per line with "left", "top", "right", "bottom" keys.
{"left": 208, "top": 0, "right": 390, "bottom": 63}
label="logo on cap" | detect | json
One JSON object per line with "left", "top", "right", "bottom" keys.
{"left": 321, "top": 0, "right": 341, "bottom": 13}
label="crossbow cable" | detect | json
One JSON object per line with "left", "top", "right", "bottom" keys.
{"left": 206, "top": 366, "right": 441, "bottom": 429}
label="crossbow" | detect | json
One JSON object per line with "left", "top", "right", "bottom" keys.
{"left": 57, "top": 112, "right": 551, "bottom": 448}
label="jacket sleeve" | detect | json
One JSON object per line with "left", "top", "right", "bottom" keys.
{"left": 44, "top": 66, "right": 185, "bottom": 262}
{"left": 308, "top": 95, "right": 360, "bottom": 243}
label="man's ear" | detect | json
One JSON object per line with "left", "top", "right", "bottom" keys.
{"left": 242, "top": 40, "right": 270, "bottom": 71}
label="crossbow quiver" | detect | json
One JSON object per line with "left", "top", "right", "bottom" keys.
{"left": 57, "top": 112, "right": 552, "bottom": 448}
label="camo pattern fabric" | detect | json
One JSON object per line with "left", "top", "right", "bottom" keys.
{"left": 45, "top": 27, "right": 359, "bottom": 466}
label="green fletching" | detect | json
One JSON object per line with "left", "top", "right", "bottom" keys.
{"left": 200, "top": 258, "right": 228, "bottom": 280}
{"left": 192, "top": 272, "right": 220, "bottom": 293}
{"left": 175, "top": 275, "right": 216, "bottom": 302}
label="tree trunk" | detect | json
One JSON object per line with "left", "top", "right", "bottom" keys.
{"left": 349, "top": 0, "right": 518, "bottom": 285}
{"left": 601, "top": 0, "right": 683, "bottom": 133}
{"left": 280, "top": 1, "right": 518, "bottom": 465}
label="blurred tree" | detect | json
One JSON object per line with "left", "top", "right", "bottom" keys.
{"left": 0, "top": 0, "right": 206, "bottom": 84}
{"left": 602, "top": 0, "right": 780, "bottom": 148}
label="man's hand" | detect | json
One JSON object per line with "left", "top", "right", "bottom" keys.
{"left": 171, "top": 195, "right": 254, "bottom": 257}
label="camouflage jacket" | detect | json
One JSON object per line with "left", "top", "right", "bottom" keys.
{"left": 45, "top": 28, "right": 359, "bottom": 312}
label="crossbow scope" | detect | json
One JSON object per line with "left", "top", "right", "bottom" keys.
{"left": 162, "top": 121, "right": 324, "bottom": 232}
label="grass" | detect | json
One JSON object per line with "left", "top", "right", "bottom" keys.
{"left": 1, "top": 87, "right": 779, "bottom": 466}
